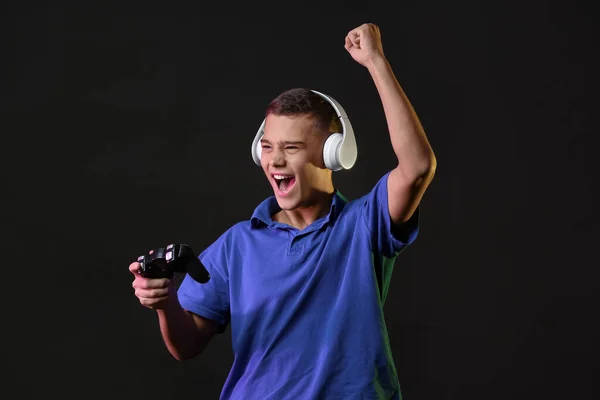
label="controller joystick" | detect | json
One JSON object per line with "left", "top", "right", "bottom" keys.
{"left": 137, "top": 244, "right": 210, "bottom": 283}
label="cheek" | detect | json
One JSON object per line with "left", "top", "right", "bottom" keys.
{"left": 289, "top": 155, "right": 309, "bottom": 172}
{"left": 261, "top": 159, "right": 270, "bottom": 174}
{"left": 307, "top": 144, "right": 325, "bottom": 166}
{"left": 295, "top": 160, "right": 321, "bottom": 181}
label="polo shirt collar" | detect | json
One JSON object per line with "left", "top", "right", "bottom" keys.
{"left": 251, "top": 190, "right": 348, "bottom": 230}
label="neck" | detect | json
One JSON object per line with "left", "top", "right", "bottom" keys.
{"left": 275, "top": 190, "right": 335, "bottom": 230}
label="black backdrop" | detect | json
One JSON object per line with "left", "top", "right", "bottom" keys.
{"left": 3, "top": 2, "right": 599, "bottom": 399}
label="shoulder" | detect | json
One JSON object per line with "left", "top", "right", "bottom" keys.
{"left": 199, "top": 220, "right": 253, "bottom": 273}
{"left": 209, "top": 220, "right": 254, "bottom": 248}
{"left": 337, "top": 172, "right": 392, "bottom": 211}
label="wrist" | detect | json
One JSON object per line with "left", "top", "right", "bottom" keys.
{"left": 365, "top": 54, "right": 389, "bottom": 74}
{"left": 155, "top": 285, "right": 181, "bottom": 313}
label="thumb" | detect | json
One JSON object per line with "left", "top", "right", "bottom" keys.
{"left": 129, "top": 261, "right": 142, "bottom": 276}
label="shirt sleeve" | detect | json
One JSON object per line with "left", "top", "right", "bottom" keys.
{"left": 361, "top": 171, "right": 420, "bottom": 258}
{"left": 177, "top": 235, "right": 230, "bottom": 333}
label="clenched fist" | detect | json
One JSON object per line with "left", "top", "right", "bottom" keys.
{"left": 129, "top": 261, "right": 175, "bottom": 309}
{"left": 344, "top": 23, "right": 385, "bottom": 67}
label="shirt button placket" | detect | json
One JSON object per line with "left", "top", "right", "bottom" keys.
{"left": 288, "top": 233, "right": 303, "bottom": 256}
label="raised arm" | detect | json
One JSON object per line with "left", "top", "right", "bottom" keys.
{"left": 345, "top": 23, "right": 437, "bottom": 224}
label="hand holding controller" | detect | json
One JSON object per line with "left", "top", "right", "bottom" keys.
{"left": 137, "top": 244, "right": 210, "bottom": 283}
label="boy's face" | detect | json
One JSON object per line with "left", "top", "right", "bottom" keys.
{"left": 260, "top": 113, "right": 333, "bottom": 211}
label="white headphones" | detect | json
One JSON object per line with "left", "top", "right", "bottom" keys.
{"left": 251, "top": 90, "right": 357, "bottom": 171}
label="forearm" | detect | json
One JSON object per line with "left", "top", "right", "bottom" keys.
{"left": 156, "top": 286, "right": 209, "bottom": 361}
{"left": 366, "top": 55, "right": 436, "bottom": 177}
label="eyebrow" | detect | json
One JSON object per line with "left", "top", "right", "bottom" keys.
{"left": 260, "top": 139, "right": 305, "bottom": 146}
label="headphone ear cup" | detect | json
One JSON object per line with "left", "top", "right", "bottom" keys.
{"left": 323, "top": 133, "right": 343, "bottom": 171}
{"left": 252, "top": 119, "right": 266, "bottom": 166}
{"left": 255, "top": 139, "right": 262, "bottom": 165}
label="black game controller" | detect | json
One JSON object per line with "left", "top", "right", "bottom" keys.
{"left": 137, "top": 244, "right": 210, "bottom": 283}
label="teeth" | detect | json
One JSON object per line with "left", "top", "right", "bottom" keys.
{"left": 273, "top": 174, "right": 293, "bottom": 180}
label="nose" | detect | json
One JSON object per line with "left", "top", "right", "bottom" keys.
{"left": 269, "top": 149, "right": 286, "bottom": 167}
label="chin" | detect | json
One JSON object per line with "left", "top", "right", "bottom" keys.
{"left": 275, "top": 194, "right": 300, "bottom": 211}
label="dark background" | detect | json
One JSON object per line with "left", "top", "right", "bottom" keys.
{"left": 3, "top": 1, "right": 599, "bottom": 399}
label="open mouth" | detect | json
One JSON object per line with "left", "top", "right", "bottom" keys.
{"left": 272, "top": 174, "right": 296, "bottom": 194}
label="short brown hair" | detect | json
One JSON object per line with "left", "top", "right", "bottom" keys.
{"left": 265, "top": 88, "right": 342, "bottom": 134}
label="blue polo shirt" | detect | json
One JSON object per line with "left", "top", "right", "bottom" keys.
{"left": 178, "top": 171, "right": 419, "bottom": 399}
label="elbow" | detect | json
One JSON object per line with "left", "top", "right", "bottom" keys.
{"left": 169, "top": 350, "right": 189, "bottom": 362}
{"left": 168, "top": 345, "right": 204, "bottom": 362}
{"left": 424, "top": 154, "right": 437, "bottom": 179}
{"left": 173, "top": 355, "right": 193, "bottom": 362}
{"left": 403, "top": 153, "right": 437, "bottom": 185}
{"left": 171, "top": 350, "right": 199, "bottom": 362}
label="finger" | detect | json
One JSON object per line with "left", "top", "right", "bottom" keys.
{"left": 347, "top": 27, "right": 360, "bottom": 38}
{"left": 356, "top": 23, "right": 371, "bottom": 34}
{"left": 346, "top": 31, "right": 359, "bottom": 46}
{"left": 132, "top": 277, "right": 171, "bottom": 290}
{"left": 344, "top": 35, "right": 353, "bottom": 50}
{"left": 135, "top": 287, "right": 170, "bottom": 299}
{"left": 139, "top": 295, "right": 169, "bottom": 308}
{"left": 369, "top": 23, "right": 381, "bottom": 37}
